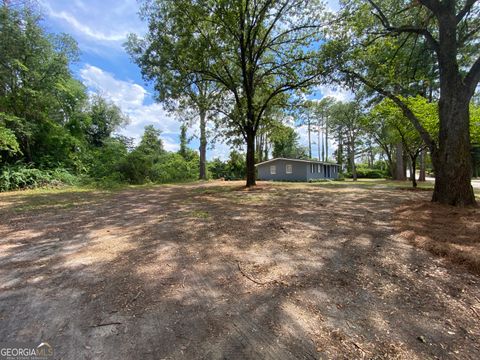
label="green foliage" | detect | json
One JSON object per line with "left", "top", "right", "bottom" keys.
{"left": 208, "top": 158, "right": 228, "bottom": 179}
{"left": 0, "top": 5, "right": 82, "bottom": 163}
{"left": 224, "top": 151, "right": 246, "bottom": 180}
{"left": 86, "top": 95, "right": 129, "bottom": 147}
{"left": 151, "top": 152, "right": 199, "bottom": 183}
{"left": 0, "top": 4, "right": 212, "bottom": 191}
{"left": 137, "top": 125, "right": 164, "bottom": 155}
{"left": 129, "top": 0, "right": 325, "bottom": 186}
{"left": 344, "top": 167, "right": 388, "bottom": 179}
{"left": 88, "top": 137, "right": 129, "bottom": 183}
{"left": 118, "top": 125, "right": 164, "bottom": 184}
{"left": 177, "top": 129, "right": 198, "bottom": 162}
{"left": 178, "top": 124, "right": 188, "bottom": 158}
{"left": 371, "top": 97, "right": 426, "bottom": 148}
{"left": 0, "top": 122, "right": 20, "bottom": 157}
{"left": 208, "top": 151, "right": 246, "bottom": 180}
{"left": 0, "top": 164, "right": 77, "bottom": 191}
{"left": 471, "top": 104, "right": 480, "bottom": 144}
{"left": 85, "top": 125, "right": 200, "bottom": 185}
{"left": 271, "top": 124, "right": 307, "bottom": 159}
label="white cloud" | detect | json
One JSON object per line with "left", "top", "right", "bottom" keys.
{"left": 39, "top": 0, "right": 145, "bottom": 47}
{"left": 162, "top": 136, "right": 180, "bottom": 152}
{"left": 80, "top": 65, "right": 146, "bottom": 109}
{"left": 79, "top": 64, "right": 180, "bottom": 144}
{"left": 43, "top": 7, "right": 127, "bottom": 42}
{"left": 208, "top": 142, "right": 234, "bottom": 161}
{"left": 316, "top": 84, "right": 354, "bottom": 102}
{"left": 78, "top": 65, "right": 237, "bottom": 159}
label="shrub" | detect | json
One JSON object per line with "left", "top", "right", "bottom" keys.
{"left": 0, "top": 164, "right": 77, "bottom": 191}
{"left": 344, "top": 167, "right": 388, "bottom": 179}
{"left": 151, "top": 153, "right": 199, "bottom": 183}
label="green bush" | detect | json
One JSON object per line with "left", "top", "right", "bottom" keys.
{"left": 88, "top": 138, "right": 129, "bottom": 182}
{"left": 208, "top": 151, "right": 246, "bottom": 180}
{"left": 344, "top": 167, "right": 388, "bottom": 179}
{"left": 120, "top": 150, "right": 153, "bottom": 184}
{"left": 0, "top": 164, "right": 78, "bottom": 191}
{"left": 151, "top": 153, "right": 199, "bottom": 183}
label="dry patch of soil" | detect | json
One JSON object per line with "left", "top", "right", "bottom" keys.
{"left": 0, "top": 181, "right": 479, "bottom": 359}
{"left": 395, "top": 202, "right": 480, "bottom": 274}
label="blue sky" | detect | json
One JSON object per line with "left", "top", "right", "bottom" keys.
{"left": 38, "top": 0, "right": 347, "bottom": 160}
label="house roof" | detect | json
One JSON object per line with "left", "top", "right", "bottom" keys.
{"left": 255, "top": 158, "right": 340, "bottom": 167}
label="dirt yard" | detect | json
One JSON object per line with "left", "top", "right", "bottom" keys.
{"left": 0, "top": 181, "right": 479, "bottom": 359}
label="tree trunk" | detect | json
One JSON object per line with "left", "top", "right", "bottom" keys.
{"left": 199, "top": 109, "right": 207, "bottom": 180}
{"left": 430, "top": 10, "right": 476, "bottom": 206}
{"left": 395, "top": 142, "right": 406, "bottom": 180}
{"left": 245, "top": 130, "right": 256, "bottom": 187}
{"left": 432, "top": 94, "right": 475, "bottom": 206}
{"left": 317, "top": 123, "right": 321, "bottom": 161}
{"left": 325, "top": 123, "right": 328, "bottom": 162}
{"left": 264, "top": 138, "right": 269, "bottom": 161}
{"left": 418, "top": 149, "right": 426, "bottom": 182}
{"left": 410, "top": 155, "right": 417, "bottom": 188}
{"left": 386, "top": 156, "right": 395, "bottom": 178}
{"left": 403, "top": 153, "right": 408, "bottom": 180}
{"left": 337, "top": 135, "right": 343, "bottom": 169}
{"left": 350, "top": 145, "right": 357, "bottom": 181}
{"left": 307, "top": 120, "right": 312, "bottom": 159}
{"left": 255, "top": 133, "right": 262, "bottom": 162}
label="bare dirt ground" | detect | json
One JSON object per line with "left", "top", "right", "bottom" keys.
{"left": 0, "top": 181, "right": 479, "bottom": 359}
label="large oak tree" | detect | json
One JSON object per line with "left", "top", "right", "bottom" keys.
{"left": 130, "top": 0, "right": 324, "bottom": 186}
{"left": 322, "top": 0, "right": 480, "bottom": 206}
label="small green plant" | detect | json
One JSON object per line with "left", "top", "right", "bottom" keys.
{"left": 0, "top": 164, "right": 78, "bottom": 192}
{"left": 189, "top": 210, "right": 209, "bottom": 219}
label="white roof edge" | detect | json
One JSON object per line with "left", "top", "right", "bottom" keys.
{"left": 255, "top": 158, "right": 340, "bottom": 167}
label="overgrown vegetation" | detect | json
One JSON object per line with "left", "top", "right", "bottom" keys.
{"left": 0, "top": 5, "right": 207, "bottom": 191}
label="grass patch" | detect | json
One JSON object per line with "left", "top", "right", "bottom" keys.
{"left": 0, "top": 186, "right": 108, "bottom": 213}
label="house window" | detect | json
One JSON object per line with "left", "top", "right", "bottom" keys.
{"left": 270, "top": 165, "right": 276, "bottom": 175}
{"left": 286, "top": 164, "right": 292, "bottom": 174}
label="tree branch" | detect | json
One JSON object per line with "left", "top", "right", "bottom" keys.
{"left": 367, "top": 0, "right": 440, "bottom": 54}
{"left": 342, "top": 70, "right": 436, "bottom": 152}
{"left": 417, "top": 0, "right": 442, "bottom": 14}
{"left": 457, "top": 0, "right": 478, "bottom": 23}
{"left": 465, "top": 55, "right": 480, "bottom": 97}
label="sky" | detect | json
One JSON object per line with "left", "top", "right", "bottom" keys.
{"left": 38, "top": 0, "right": 349, "bottom": 160}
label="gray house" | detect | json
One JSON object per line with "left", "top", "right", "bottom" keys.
{"left": 256, "top": 158, "right": 340, "bottom": 181}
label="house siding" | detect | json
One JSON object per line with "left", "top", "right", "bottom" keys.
{"left": 256, "top": 159, "right": 339, "bottom": 181}
{"left": 306, "top": 163, "right": 339, "bottom": 181}
{"left": 257, "top": 159, "right": 308, "bottom": 181}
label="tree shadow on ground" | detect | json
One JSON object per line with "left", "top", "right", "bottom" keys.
{"left": 0, "top": 182, "right": 479, "bottom": 359}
